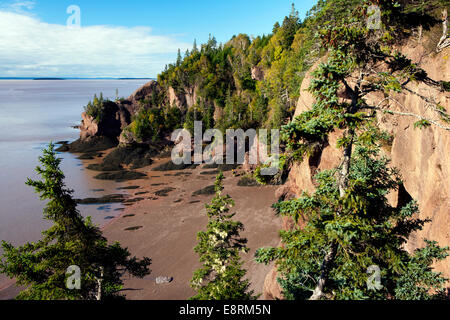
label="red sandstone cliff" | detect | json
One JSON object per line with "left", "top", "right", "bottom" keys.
{"left": 264, "top": 41, "right": 449, "bottom": 299}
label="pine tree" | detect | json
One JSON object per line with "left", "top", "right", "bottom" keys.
{"left": 190, "top": 173, "right": 256, "bottom": 300}
{"left": 193, "top": 39, "right": 198, "bottom": 53}
{"left": 176, "top": 48, "right": 182, "bottom": 66}
{"left": 0, "top": 143, "right": 151, "bottom": 300}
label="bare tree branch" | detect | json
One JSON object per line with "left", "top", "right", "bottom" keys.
{"left": 437, "top": 9, "right": 450, "bottom": 52}
{"left": 372, "top": 97, "right": 450, "bottom": 131}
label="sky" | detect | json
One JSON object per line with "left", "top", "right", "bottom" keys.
{"left": 0, "top": 0, "right": 317, "bottom": 78}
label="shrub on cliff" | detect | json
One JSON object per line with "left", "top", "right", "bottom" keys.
{"left": 0, "top": 143, "right": 151, "bottom": 300}
{"left": 84, "top": 93, "right": 108, "bottom": 123}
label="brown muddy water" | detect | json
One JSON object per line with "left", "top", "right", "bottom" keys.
{"left": 0, "top": 80, "right": 149, "bottom": 289}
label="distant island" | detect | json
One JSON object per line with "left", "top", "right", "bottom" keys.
{"left": 0, "top": 77, "right": 155, "bottom": 80}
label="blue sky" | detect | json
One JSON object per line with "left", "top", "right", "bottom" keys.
{"left": 0, "top": 0, "right": 317, "bottom": 78}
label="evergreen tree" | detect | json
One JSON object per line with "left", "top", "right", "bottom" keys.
{"left": 0, "top": 144, "right": 151, "bottom": 300}
{"left": 176, "top": 48, "right": 182, "bottom": 66}
{"left": 190, "top": 173, "right": 256, "bottom": 300}
{"left": 193, "top": 39, "right": 198, "bottom": 53}
{"left": 256, "top": 142, "right": 449, "bottom": 300}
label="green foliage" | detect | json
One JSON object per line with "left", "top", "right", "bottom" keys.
{"left": 0, "top": 144, "right": 151, "bottom": 300}
{"left": 395, "top": 240, "right": 449, "bottom": 300}
{"left": 184, "top": 100, "right": 215, "bottom": 134}
{"left": 413, "top": 119, "right": 431, "bottom": 129}
{"left": 254, "top": 154, "right": 288, "bottom": 185}
{"left": 155, "top": 0, "right": 449, "bottom": 135}
{"left": 130, "top": 107, "right": 164, "bottom": 142}
{"left": 190, "top": 173, "right": 256, "bottom": 300}
{"left": 441, "top": 81, "right": 450, "bottom": 92}
{"left": 165, "top": 106, "right": 183, "bottom": 132}
{"left": 158, "top": 3, "right": 321, "bottom": 131}
{"left": 255, "top": 145, "right": 449, "bottom": 300}
{"left": 84, "top": 93, "right": 107, "bottom": 122}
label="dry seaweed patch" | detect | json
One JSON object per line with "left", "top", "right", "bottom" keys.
{"left": 152, "top": 161, "right": 199, "bottom": 171}
{"left": 56, "top": 136, "right": 117, "bottom": 153}
{"left": 123, "top": 197, "right": 145, "bottom": 204}
{"left": 75, "top": 194, "right": 127, "bottom": 205}
{"left": 117, "top": 186, "right": 140, "bottom": 190}
{"left": 192, "top": 185, "right": 215, "bottom": 196}
{"left": 200, "top": 170, "right": 220, "bottom": 175}
{"left": 94, "top": 171, "right": 147, "bottom": 182}
{"left": 77, "top": 152, "right": 103, "bottom": 160}
{"left": 154, "top": 187, "right": 176, "bottom": 197}
{"left": 124, "top": 226, "right": 143, "bottom": 231}
{"left": 237, "top": 176, "right": 260, "bottom": 187}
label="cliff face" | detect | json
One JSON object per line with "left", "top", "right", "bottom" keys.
{"left": 264, "top": 42, "right": 449, "bottom": 299}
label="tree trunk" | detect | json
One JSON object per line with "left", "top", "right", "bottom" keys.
{"left": 309, "top": 242, "right": 337, "bottom": 300}
{"left": 309, "top": 114, "right": 355, "bottom": 300}
{"left": 437, "top": 9, "right": 449, "bottom": 52}
{"left": 95, "top": 267, "right": 104, "bottom": 301}
{"left": 338, "top": 130, "right": 354, "bottom": 198}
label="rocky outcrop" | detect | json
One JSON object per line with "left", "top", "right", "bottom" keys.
{"left": 168, "top": 85, "right": 198, "bottom": 111}
{"left": 251, "top": 66, "right": 265, "bottom": 81}
{"left": 80, "top": 101, "right": 127, "bottom": 141}
{"left": 121, "top": 80, "right": 165, "bottom": 115}
{"left": 77, "top": 81, "right": 167, "bottom": 146}
{"left": 263, "top": 42, "right": 450, "bottom": 299}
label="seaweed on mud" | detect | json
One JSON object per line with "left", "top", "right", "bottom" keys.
{"left": 117, "top": 186, "right": 140, "bottom": 190}
{"left": 200, "top": 170, "right": 220, "bottom": 175}
{"left": 102, "top": 145, "right": 156, "bottom": 169}
{"left": 152, "top": 161, "right": 199, "bottom": 171}
{"left": 173, "top": 172, "right": 192, "bottom": 177}
{"left": 94, "top": 171, "right": 147, "bottom": 182}
{"left": 124, "top": 226, "right": 143, "bottom": 231}
{"left": 57, "top": 136, "right": 117, "bottom": 153}
{"left": 154, "top": 187, "right": 175, "bottom": 197}
{"left": 237, "top": 176, "right": 260, "bottom": 187}
{"left": 135, "top": 191, "right": 149, "bottom": 195}
{"left": 87, "top": 163, "right": 123, "bottom": 171}
{"left": 202, "top": 163, "right": 239, "bottom": 171}
{"left": 86, "top": 145, "right": 155, "bottom": 172}
{"left": 123, "top": 197, "right": 145, "bottom": 204}
{"left": 192, "top": 185, "right": 216, "bottom": 196}
{"left": 77, "top": 152, "right": 102, "bottom": 160}
{"left": 75, "top": 194, "right": 126, "bottom": 205}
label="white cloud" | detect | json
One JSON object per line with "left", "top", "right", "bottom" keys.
{"left": 0, "top": 11, "right": 191, "bottom": 77}
{"left": 1, "top": 0, "right": 35, "bottom": 15}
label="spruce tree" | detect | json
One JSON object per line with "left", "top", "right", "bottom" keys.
{"left": 0, "top": 143, "right": 151, "bottom": 300}
{"left": 190, "top": 173, "right": 256, "bottom": 300}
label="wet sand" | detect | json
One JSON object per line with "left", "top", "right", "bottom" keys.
{"left": 0, "top": 155, "right": 282, "bottom": 300}
{"left": 102, "top": 157, "right": 281, "bottom": 299}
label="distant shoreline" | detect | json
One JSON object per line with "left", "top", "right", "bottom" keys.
{"left": 0, "top": 77, "right": 155, "bottom": 80}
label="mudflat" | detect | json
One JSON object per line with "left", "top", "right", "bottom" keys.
{"left": 102, "top": 157, "right": 282, "bottom": 300}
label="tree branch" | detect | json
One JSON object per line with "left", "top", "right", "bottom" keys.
{"left": 437, "top": 9, "right": 450, "bottom": 52}
{"left": 372, "top": 97, "right": 450, "bottom": 131}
